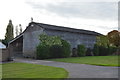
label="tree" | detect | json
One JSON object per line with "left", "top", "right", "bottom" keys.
{"left": 39, "top": 33, "right": 61, "bottom": 46}
{"left": 15, "top": 26, "right": 19, "bottom": 36}
{"left": 96, "top": 35, "right": 109, "bottom": 48}
{"left": 15, "top": 24, "right": 22, "bottom": 37}
{"left": 4, "top": 20, "right": 14, "bottom": 46}
{"left": 19, "top": 24, "right": 22, "bottom": 34}
{"left": 107, "top": 30, "right": 120, "bottom": 47}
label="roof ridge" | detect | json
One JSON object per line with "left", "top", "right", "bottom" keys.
{"left": 31, "top": 22, "right": 102, "bottom": 35}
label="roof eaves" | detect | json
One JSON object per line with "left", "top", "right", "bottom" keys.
{"left": 8, "top": 34, "right": 23, "bottom": 44}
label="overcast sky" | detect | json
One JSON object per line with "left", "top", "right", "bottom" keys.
{"left": 0, "top": 0, "right": 119, "bottom": 39}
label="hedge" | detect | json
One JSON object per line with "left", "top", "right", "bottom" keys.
{"left": 50, "top": 45, "right": 63, "bottom": 58}
{"left": 93, "top": 44, "right": 99, "bottom": 56}
{"left": 61, "top": 40, "right": 71, "bottom": 58}
{"left": 36, "top": 34, "right": 71, "bottom": 59}
{"left": 36, "top": 45, "right": 50, "bottom": 59}
{"left": 93, "top": 44, "right": 117, "bottom": 56}
{"left": 77, "top": 44, "right": 86, "bottom": 57}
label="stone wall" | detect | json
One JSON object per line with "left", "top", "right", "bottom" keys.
{"left": 23, "top": 24, "right": 97, "bottom": 58}
{"left": 0, "top": 48, "right": 9, "bottom": 62}
{"left": 45, "top": 29, "right": 96, "bottom": 49}
{"left": 23, "top": 29, "right": 44, "bottom": 58}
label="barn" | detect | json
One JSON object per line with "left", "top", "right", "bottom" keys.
{"left": 8, "top": 22, "right": 102, "bottom": 58}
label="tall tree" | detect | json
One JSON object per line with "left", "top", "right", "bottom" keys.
{"left": 15, "top": 25, "right": 19, "bottom": 36}
{"left": 4, "top": 20, "right": 14, "bottom": 45}
{"left": 15, "top": 24, "right": 22, "bottom": 37}
{"left": 19, "top": 24, "right": 22, "bottom": 34}
{"left": 107, "top": 30, "right": 120, "bottom": 47}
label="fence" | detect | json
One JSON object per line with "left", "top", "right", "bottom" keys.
{"left": 0, "top": 48, "right": 9, "bottom": 62}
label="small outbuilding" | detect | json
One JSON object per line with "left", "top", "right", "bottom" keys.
{"left": 0, "top": 42, "right": 9, "bottom": 62}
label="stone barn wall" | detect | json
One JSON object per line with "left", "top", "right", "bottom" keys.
{"left": 45, "top": 29, "right": 96, "bottom": 49}
{"left": 23, "top": 27, "right": 97, "bottom": 58}
{"left": 10, "top": 22, "right": 101, "bottom": 58}
{"left": 23, "top": 29, "right": 43, "bottom": 58}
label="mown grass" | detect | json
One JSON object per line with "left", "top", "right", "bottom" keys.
{"left": 2, "top": 63, "right": 68, "bottom": 80}
{"left": 47, "top": 56, "right": 119, "bottom": 67}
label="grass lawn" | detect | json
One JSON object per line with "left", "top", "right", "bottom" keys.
{"left": 2, "top": 63, "right": 68, "bottom": 80}
{"left": 47, "top": 56, "right": 119, "bottom": 67}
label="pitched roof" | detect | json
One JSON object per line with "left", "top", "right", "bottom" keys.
{"left": 29, "top": 22, "right": 102, "bottom": 36}
{"left": 9, "top": 22, "right": 102, "bottom": 44}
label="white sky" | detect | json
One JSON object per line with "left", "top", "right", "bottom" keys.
{"left": 0, "top": 0, "right": 119, "bottom": 39}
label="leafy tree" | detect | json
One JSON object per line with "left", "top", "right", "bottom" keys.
{"left": 107, "top": 30, "right": 120, "bottom": 47}
{"left": 4, "top": 20, "right": 14, "bottom": 46}
{"left": 15, "top": 26, "right": 19, "bottom": 36}
{"left": 96, "top": 35, "right": 109, "bottom": 48}
{"left": 39, "top": 33, "right": 61, "bottom": 46}
{"left": 19, "top": 24, "right": 22, "bottom": 34}
{"left": 15, "top": 24, "right": 22, "bottom": 37}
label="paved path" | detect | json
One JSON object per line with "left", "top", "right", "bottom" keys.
{"left": 14, "top": 58, "right": 119, "bottom": 78}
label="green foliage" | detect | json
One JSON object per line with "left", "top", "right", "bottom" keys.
{"left": 86, "top": 48, "right": 93, "bottom": 56}
{"left": 77, "top": 44, "right": 86, "bottom": 57}
{"left": 95, "top": 35, "right": 118, "bottom": 56}
{"left": 15, "top": 24, "right": 23, "bottom": 37}
{"left": 98, "top": 46, "right": 108, "bottom": 56}
{"left": 4, "top": 20, "right": 14, "bottom": 46}
{"left": 108, "top": 46, "right": 117, "bottom": 55}
{"left": 39, "top": 33, "right": 61, "bottom": 46}
{"left": 19, "top": 24, "right": 22, "bottom": 34}
{"left": 15, "top": 26, "right": 19, "bottom": 36}
{"left": 96, "top": 35, "right": 109, "bottom": 48}
{"left": 93, "top": 44, "right": 117, "bottom": 56}
{"left": 36, "top": 33, "right": 71, "bottom": 59}
{"left": 61, "top": 40, "right": 71, "bottom": 57}
{"left": 93, "top": 44, "right": 99, "bottom": 56}
{"left": 36, "top": 45, "right": 50, "bottom": 59}
{"left": 50, "top": 45, "right": 63, "bottom": 58}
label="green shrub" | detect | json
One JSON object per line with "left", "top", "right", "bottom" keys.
{"left": 36, "top": 44, "right": 50, "bottom": 59}
{"left": 93, "top": 44, "right": 99, "bottom": 56}
{"left": 93, "top": 45, "right": 117, "bottom": 56}
{"left": 108, "top": 46, "right": 117, "bottom": 55}
{"left": 98, "top": 46, "right": 109, "bottom": 56}
{"left": 50, "top": 40, "right": 71, "bottom": 58}
{"left": 77, "top": 44, "right": 86, "bottom": 57}
{"left": 86, "top": 48, "right": 93, "bottom": 56}
{"left": 61, "top": 40, "right": 71, "bottom": 57}
{"left": 36, "top": 34, "right": 71, "bottom": 59}
{"left": 50, "top": 45, "right": 63, "bottom": 58}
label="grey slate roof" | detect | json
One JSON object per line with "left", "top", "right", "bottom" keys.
{"left": 29, "top": 22, "right": 102, "bottom": 36}
{"left": 9, "top": 22, "right": 102, "bottom": 44}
